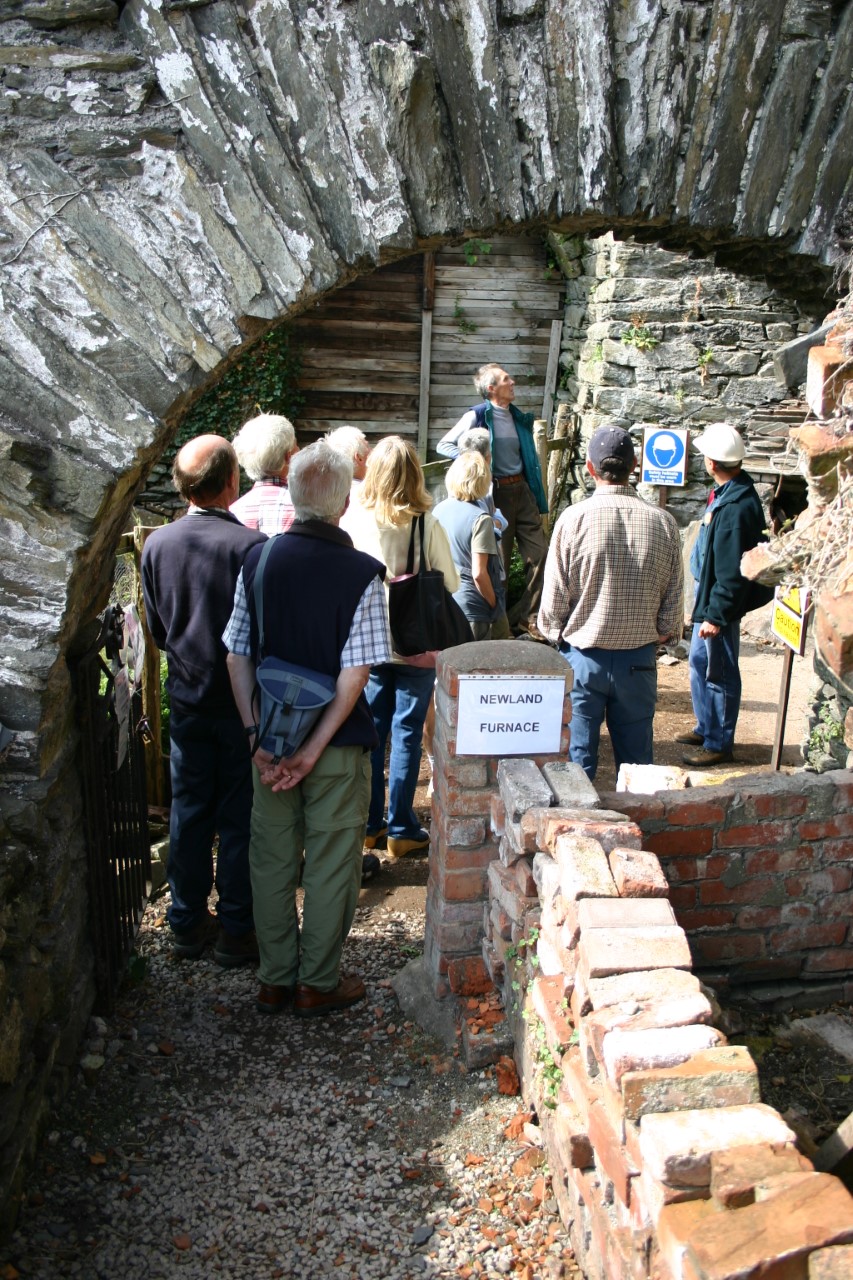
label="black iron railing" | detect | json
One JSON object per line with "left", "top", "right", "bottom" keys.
{"left": 72, "top": 605, "right": 151, "bottom": 1012}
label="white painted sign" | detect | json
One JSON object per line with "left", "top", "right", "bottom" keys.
{"left": 641, "top": 427, "right": 688, "bottom": 486}
{"left": 456, "top": 675, "right": 565, "bottom": 756}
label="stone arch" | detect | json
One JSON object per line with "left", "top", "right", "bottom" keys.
{"left": 1, "top": 0, "right": 852, "bottom": 1214}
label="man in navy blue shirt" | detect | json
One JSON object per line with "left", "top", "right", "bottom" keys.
{"left": 142, "top": 435, "right": 265, "bottom": 964}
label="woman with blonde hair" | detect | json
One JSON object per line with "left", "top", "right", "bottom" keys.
{"left": 342, "top": 437, "right": 459, "bottom": 859}
{"left": 434, "top": 451, "right": 508, "bottom": 641}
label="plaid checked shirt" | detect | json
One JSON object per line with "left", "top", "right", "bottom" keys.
{"left": 223, "top": 563, "right": 391, "bottom": 669}
{"left": 230, "top": 478, "right": 296, "bottom": 535}
{"left": 538, "top": 486, "right": 683, "bottom": 649}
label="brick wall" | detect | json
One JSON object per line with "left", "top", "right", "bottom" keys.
{"left": 603, "top": 771, "right": 853, "bottom": 991}
{"left": 477, "top": 760, "right": 853, "bottom": 1280}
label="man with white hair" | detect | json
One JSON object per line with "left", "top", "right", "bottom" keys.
{"left": 325, "top": 425, "right": 371, "bottom": 492}
{"left": 224, "top": 441, "right": 392, "bottom": 1018}
{"left": 231, "top": 412, "right": 298, "bottom": 533}
{"left": 437, "top": 364, "right": 548, "bottom": 639}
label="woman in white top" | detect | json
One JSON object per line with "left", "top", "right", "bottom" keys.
{"left": 342, "top": 437, "right": 458, "bottom": 859}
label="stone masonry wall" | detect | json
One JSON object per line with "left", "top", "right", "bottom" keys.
{"left": 551, "top": 232, "right": 820, "bottom": 527}
{"left": 480, "top": 759, "right": 853, "bottom": 1280}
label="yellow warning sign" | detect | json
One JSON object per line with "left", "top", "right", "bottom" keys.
{"left": 771, "top": 586, "right": 810, "bottom": 656}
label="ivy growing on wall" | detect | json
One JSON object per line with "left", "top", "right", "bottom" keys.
{"left": 172, "top": 323, "right": 304, "bottom": 457}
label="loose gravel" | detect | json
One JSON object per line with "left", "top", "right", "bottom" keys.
{"left": 1, "top": 891, "right": 579, "bottom": 1280}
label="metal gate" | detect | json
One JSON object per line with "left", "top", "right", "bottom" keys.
{"left": 72, "top": 604, "right": 151, "bottom": 1012}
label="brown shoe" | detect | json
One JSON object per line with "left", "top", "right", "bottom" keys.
{"left": 256, "top": 982, "right": 295, "bottom": 1015}
{"left": 674, "top": 731, "right": 704, "bottom": 746}
{"left": 294, "top": 974, "right": 366, "bottom": 1018}
{"left": 215, "top": 928, "right": 260, "bottom": 968}
{"left": 682, "top": 747, "right": 734, "bottom": 767}
{"left": 387, "top": 830, "right": 430, "bottom": 859}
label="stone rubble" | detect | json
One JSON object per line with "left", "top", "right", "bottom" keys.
{"left": 0, "top": 896, "right": 579, "bottom": 1280}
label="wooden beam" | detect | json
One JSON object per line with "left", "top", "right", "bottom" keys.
{"left": 417, "top": 254, "right": 435, "bottom": 461}
{"left": 541, "top": 318, "right": 562, "bottom": 427}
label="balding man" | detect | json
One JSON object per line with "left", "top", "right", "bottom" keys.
{"left": 142, "top": 436, "right": 265, "bottom": 965}
{"left": 231, "top": 412, "right": 298, "bottom": 534}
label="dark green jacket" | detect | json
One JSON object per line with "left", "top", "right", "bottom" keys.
{"left": 690, "top": 470, "right": 768, "bottom": 627}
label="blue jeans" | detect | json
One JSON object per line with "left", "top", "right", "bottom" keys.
{"left": 560, "top": 643, "right": 658, "bottom": 781}
{"left": 688, "top": 620, "right": 741, "bottom": 751}
{"left": 365, "top": 664, "right": 435, "bottom": 838}
{"left": 168, "top": 707, "right": 254, "bottom": 935}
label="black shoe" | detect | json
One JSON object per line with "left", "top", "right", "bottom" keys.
{"left": 361, "top": 853, "right": 381, "bottom": 884}
{"left": 171, "top": 913, "right": 217, "bottom": 959}
{"left": 675, "top": 731, "right": 704, "bottom": 746}
{"left": 682, "top": 747, "right": 734, "bottom": 767}
{"left": 214, "top": 928, "right": 260, "bottom": 968}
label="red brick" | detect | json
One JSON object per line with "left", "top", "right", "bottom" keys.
{"left": 689, "top": 933, "right": 765, "bottom": 965}
{"left": 815, "top": 589, "right": 853, "bottom": 680}
{"left": 656, "top": 1200, "right": 720, "bottom": 1280}
{"left": 442, "top": 840, "right": 498, "bottom": 873}
{"left": 489, "top": 792, "right": 506, "bottom": 838}
{"left": 588, "top": 1101, "right": 638, "bottom": 1207}
{"left": 686, "top": 1172, "right": 853, "bottom": 1280}
{"left": 553, "top": 1099, "right": 594, "bottom": 1169}
{"left": 781, "top": 902, "right": 816, "bottom": 923}
{"left": 717, "top": 822, "right": 792, "bottom": 849}
{"left": 621, "top": 1047, "right": 759, "bottom": 1124}
{"left": 447, "top": 955, "right": 494, "bottom": 996}
{"left": 530, "top": 974, "right": 574, "bottom": 1053}
{"left": 646, "top": 828, "right": 714, "bottom": 857}
{"left": 677, "top": 907, "right": 737, "bottom": 930}
{"left": 440, "top": 782, "right": 494, "bottom": 817}
{"left": 769, "top": 922, "right": 847, "bottom": 952}
{"left": 818, "top": 890, "right": 853, "bottom": 920}
{"left": 669, "top": 885, "right": 698, "bottom": 911}
{"left": 663, "top": 797, "right": 727, "bottom": 827}
{"left": 514, "top": 857, "right": 537, "bottom": 897}
{"left": 750, "top": 792, "right": 809, "bottom": 819}
{"left": 735, "top": 906, "right": 783, "bottom": 929}
{"left": 699, "top": 876, "right": 776, "bottom": 906}
{"left": 710, "top": 1144, "right": 813, "bottom": 1210}
{"left": 786, "top": 867, "right": 853, "bottom": 897}
{"left": 442, "top": 815, "right": 487, "bottom": 847}
{"left": 807, "top": 344, "right": 853, "bottom": 416}
{"left": 609, "top": 846, "right": 669, "bottom": 897}
{"left": 603, "top": 792, "right": 666, "bottom": 822}
{"left": 744, "top": 845, "right": 816, "bottom": 876}
{"left": 799, "top": 813, "right": 853, "bottom": 840}
{"left": 734, "top": 955, "right": 804, "bottom": 982}
{"left": 803, "top": 948, "right": 853, "bottom": 974}
{"left": 666, "top": 855, "right": 729, "bottom": 882}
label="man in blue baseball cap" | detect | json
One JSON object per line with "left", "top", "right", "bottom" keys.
{"left": 539, "top": 423, "right": 683, "bottom": 780}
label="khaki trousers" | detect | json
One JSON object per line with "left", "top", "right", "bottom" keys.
{"left": 249, "top": 746, "right": 370, "bottom": 990}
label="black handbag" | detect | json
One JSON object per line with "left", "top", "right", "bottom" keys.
{"left": 388, "top": 514, "right": 474, "bottom": 656}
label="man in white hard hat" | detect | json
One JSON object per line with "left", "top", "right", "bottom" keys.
{"left": 678, "top": 422, "right": 769, "bottom": 767}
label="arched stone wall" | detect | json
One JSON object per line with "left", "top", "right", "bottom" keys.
{"left": 1, "top": 0, "right": 852, "bottom": 1224}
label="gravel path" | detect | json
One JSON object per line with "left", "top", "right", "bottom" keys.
{"left": 1, "top": 892, "right": 578, "bottom": 1280}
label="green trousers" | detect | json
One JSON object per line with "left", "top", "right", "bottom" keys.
{"left": 249, "top": 745, "right": 370, "bottom": 990}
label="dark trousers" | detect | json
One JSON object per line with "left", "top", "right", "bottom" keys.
{"left": 167, "top": 706, "right": 254, "bottom": 935}
{"left": 493, "top": 479, "right": 548, "bottom": 632}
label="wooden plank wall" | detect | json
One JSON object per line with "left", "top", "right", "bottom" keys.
{"left": 289, "top": 256, "right": 424, "bottom": 442}
{"left": 426, "top": 237, "right": 565, "bottom": 453}
{"left": 288, "top": 236, "right": 564, "bottom": 456}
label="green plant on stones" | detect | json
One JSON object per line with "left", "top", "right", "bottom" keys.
{"left": 463, "top": 238, "right": 492, "bottom": 266}
{"left": 454, "top": 295, "right": 478, "bottom": 335}
{"left": 621, "top": 313, "right": 660, "bottom": 352}
{"left": 805, "top": 703, "right": 844, "bottom": 767}
{"left": 589, "top": 340, "right": 604, "bottom": 365}
{"left": 697, "top": 347, "right": 714, "bottom": 385}
{"left": 530, "top": 1014, "right": 565, "bottom": 1109}
{"left": 674, "top": 386, "right": 686, "bottom": 408}
{"left": 559, "top": 362, "right": 575, "bottom": 390}
{"left": 176, "top": 322, "right": 303, "bottom": 456}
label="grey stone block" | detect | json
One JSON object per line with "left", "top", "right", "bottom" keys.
{"left": 541, "top": 761, "right": 600, "bottom": 811}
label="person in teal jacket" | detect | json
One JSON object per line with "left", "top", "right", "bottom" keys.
{"left": 437, "top": 364, "right": 548, "bottom": 639}
{"left": 679, "top": 422, "right": 770, "bottom": 767}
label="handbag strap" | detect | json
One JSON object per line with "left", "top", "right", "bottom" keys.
{"left": 405, "top": 513, "right": 427, "bottom": 576}
{"left": 252, "top": 536, "right": 278, "bottom": 659}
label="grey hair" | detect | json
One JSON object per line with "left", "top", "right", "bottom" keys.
{"left": 232, "top": 413, "right": 296, "bottom": 481}
{"left": 473, "top": 363, "right": 505, "bottom": 400}
{"left": 288, "top": 440, "right": 353, "bottom": 521}
{"left": 458, "top": 426, "right": 491, "bottom": 458}
{"left": 325, "top": 424, "right": 369, "bottom": 463}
